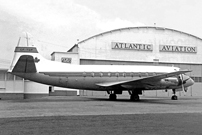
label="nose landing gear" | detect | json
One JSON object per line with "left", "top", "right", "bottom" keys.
{"left": 171, "top": 89, "right": 178, "bottom": 100}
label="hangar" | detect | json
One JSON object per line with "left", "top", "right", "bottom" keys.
{"left": 0, "top": 26, "right": 202, "bottom": 99}
{"left": 52, "top": 26, "right": 202, "bottom": 97}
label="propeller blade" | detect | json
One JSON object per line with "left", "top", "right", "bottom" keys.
{"left": 180, "top": 74, "right": 185, "bottom": 92}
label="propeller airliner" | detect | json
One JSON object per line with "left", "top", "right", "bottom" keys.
{"left": 8, "top": 45, "right": 194, "bottom": 101}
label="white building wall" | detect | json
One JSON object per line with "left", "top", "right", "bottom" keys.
{"left": 24, "top": 81, "right": 49, "bottom": 94}
{"left": 23, "top": 81, "right": 49, "bottom": 99}
{"left": 51, "top": 52, "right": 80, "bottom": 65}
{"left": 5, "top": 81, "right": 24, "bottom": 93}
{"left": 0, "top": 71, "right": 24, "bottom": 99}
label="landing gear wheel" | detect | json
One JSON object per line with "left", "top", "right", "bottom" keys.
{"left": 109, "top": 94, "right": 117, "bottom": 101}
{"left": 171, "top": 89, "right": 178, "bottom": 100}
{"left": 171, "top": 95, "right": 178, "bottom": 100}
{"left": 130, "top": 94, "right": 140, "bottom": 101}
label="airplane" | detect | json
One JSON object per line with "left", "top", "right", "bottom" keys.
{"left": 8, "top": 45, "right": 194, "bottom": 101}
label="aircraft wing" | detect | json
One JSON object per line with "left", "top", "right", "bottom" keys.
{"left": 96, "top": 70, "right": 191, "bottom": 88}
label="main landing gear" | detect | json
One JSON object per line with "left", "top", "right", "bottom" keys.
{"left": 107, "top": 90, "right": 141, "bottom": 101}
{"left": 130, "top": 94, "right": 140, "bottom": 101}
{"left": 109, "top": 94, "right": 117, "bottom": 101}
{"left": 128, "top": 90, "right": 141, "bottom": 101}
{"left": 171, "top": 89, "right": 178, "bottom": 100}
{"left": 107, "top": 91, "right": 117, "bottom": 101}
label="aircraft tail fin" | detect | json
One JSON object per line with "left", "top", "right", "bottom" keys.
{"left": 9, "top": 46, "right": 42, "bottom": 73}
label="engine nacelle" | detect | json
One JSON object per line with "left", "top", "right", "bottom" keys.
{"left": 160, "top": 77, "right": 178, "bottom": 86}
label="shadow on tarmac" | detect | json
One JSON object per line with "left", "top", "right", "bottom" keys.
{"left": 7, "top": 95, "right": 201, "bottom": 105}
{"left": 84, "top": 95, "right": 201, "bottom": 105}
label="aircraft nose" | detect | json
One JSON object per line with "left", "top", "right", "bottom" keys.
{"left": 185, "top": 76, "right": 194, "bottom": 87}
{"left": 189, "top": 77, "right": 195, "bottom": 86}
{"left": 182, "top": 75, "right": 194, "bottom": 87}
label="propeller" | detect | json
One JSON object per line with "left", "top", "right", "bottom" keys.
{"left": 179, "top": 74, "right": 185, "bottom": 92}
{"left": 178, "top": 74, "right": 190, "bottom": 93}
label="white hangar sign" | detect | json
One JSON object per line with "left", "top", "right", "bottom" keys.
{"left": 112, "top": 42, "right": 153, "bottom": 51}
{"left": 160, "top": 45, "right": 197, "bottom": 53}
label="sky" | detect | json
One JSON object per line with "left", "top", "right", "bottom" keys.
{"left": 0, "top": 0, "right": 202, "bottom": 68}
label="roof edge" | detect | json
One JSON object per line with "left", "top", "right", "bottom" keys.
{"left": 78, "top": 26, "right": 202, "bottom": 44}
{"left": 67, "top": 44, "right": 78, "bottom": 52}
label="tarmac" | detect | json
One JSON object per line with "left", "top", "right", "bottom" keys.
{"left": 0, "top": 95, "right": 202, "bottom": 135}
